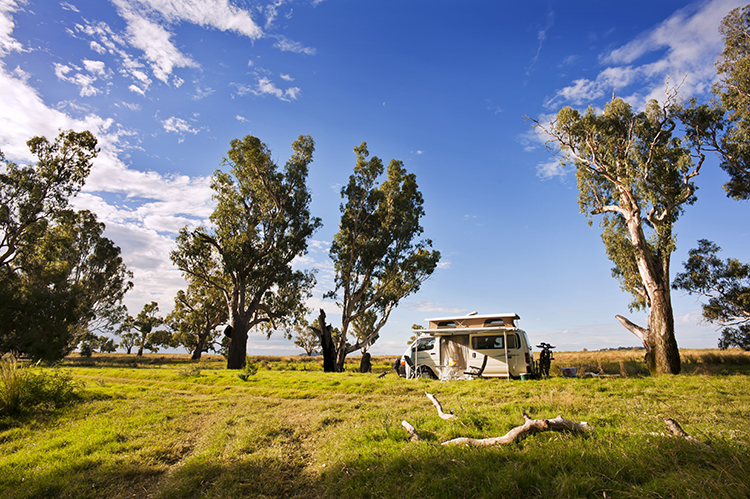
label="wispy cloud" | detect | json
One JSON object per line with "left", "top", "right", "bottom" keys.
{"left": 407, "top": 301, "right": 468, "bottom": 314}
{"left": 527, "top": 8, "right": 555, "bottom": 75}
{"left": 273, "top": 35, "right": 316, "bottom": 55}
{"left": 545, "top": 0, "right": 744, "bottom": 109}
{"left": 239, "top": 76, "right": 301, "bottom": 101}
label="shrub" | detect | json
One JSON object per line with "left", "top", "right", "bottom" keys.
{"left": 237, "top": 358, "right": 260, "bottom": 381}
{"left": 0, "top": 354, "right": 80, "bottom": 415}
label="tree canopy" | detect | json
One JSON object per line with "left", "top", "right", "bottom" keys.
{"left": 171, "top": 135, "right": 320, "bottom": 369}
{"left": 711, "top": 4, "right": 750, "bottom": 200}
{"left": 673, "top": 240, "right": 750, "bottom": 350}
{"left": 325, "top": 143, "right": 440, "bottom": 372}
{"left": 168, "top": 277, "right": 227, "bottom": 360}
{"left": 0, "top": 131, "right": 132, "bottom": 362}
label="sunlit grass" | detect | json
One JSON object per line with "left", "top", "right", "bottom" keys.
{"left": 0, "top": 351, "right": 748, "bottom": 498}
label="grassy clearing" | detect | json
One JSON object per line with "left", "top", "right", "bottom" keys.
{"left": 0, "top": 350, "right": 749, "bottom": 498}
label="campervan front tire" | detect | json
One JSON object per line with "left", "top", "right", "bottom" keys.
{"left": 417, "top": 366, "right": 436, "bottom": 379}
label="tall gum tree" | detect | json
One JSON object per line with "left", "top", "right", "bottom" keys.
{"left": 325, "top": 143, "right": 440, "bottom": 372}
{"left": 171, "top": 135, "right": 320, "bottom": 369}
{"left": 534, "top": 96, "right": 705, "bottom": 375}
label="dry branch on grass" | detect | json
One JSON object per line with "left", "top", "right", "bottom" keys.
{"left": 656, "top": 418, "right": 714, "bottom": 452}
{"left": 401, "top": 420, "right": 421, "bottom": 441}
{"left": 425, "top": 392, "right": 457, "bottom": 420}
{"left": 441, "top": 413, "right": 593, "bottom": 446}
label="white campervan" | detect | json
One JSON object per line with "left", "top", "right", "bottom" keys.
{"left": 397, "top": 312, "right": 533, "bottom": 380}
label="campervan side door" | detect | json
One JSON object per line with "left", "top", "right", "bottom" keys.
{"left": 467, "top": 333, "right": 509, "bottom": 377}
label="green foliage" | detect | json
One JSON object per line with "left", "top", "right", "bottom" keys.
{"left": 673, "top": 239, "right": 750, "bottom": 350}
{"left": 0, "top": 131, "right": 132, "bottom": 362}
{"left": 0, "top": 354, "right": 79, "bottom": 416}
{"left": 171, "top": 135, "right": 321, "bottom": 369}
{"left": 711, "top": 5, "right": 750, "bottom": 200}
{"left": 292, "top": 322, "right": 321, "bottom": 356}
{"left": 327, "top": 143, "right": 440, "bottom": 370}
{"left": 124, "top": 302, "right": 174, "bottom": 356}
{"left": 237, "top": 359, "right": 260, "bottom": 381}
{"left": 169, "top": 277, "right": 227, "bottom": 359}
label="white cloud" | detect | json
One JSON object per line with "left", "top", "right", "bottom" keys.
{"left": 161, "top": 116, "right": 202, "bottom": 142}
{"left": 0, "top": 8, "right": 216, "bottom": 315}
{"left": 251, "top": 76, "right": 301, "bottom": 101}
{"left": 89, "top": 41, "right": 106, "bottom": 54}
{"left": 536, "top": 159, "right": 568, "bottom": 179}
{"left": 106, "top": 0, "right": 263, "bottom": 86}
{"left": 0, "top": 0, "right": 24, "bottom": 56}
{"left": 112, "top": 4, "right": 198, "bottom": 84}
{"left": 120, "top": 0, "right": 263, "bottom": 39}
{"left": 60, "top": 1, "right": 79, "bottom": 12}
{"left": 83, "top": 59, "right": 107, "bottom": 76}
{"left": 235, "top": 114, "right": 248, "bottom": 122}
{"left": 546, "top": 0, "right": 745, "bottom": 110}
{"left": 280, "top": 73, "right": 294, "bottom": 81}
{"left": 273, "top": 35, "right": 316, "bottom": 55}
{"left": 407, "top": 301, "right": 468, "bottom": 314}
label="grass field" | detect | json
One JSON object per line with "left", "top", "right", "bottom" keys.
{"left": 1, "top": 350, "right": 750, "bottom": 498}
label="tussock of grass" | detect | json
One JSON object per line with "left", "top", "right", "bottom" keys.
{"left": 1, "top": 354, "right": 80, "bottom": 419}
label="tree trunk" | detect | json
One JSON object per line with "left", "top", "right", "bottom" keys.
{"left": 191, "top": 323, "right": 211, "bottom": 361}
{"left": 314, "top": 309, "right": 337, "bottom": 372}
{"left": 621, "top": 202, "right": 680, "bottom": 375}
{"left": 334, "top": 342, "right": 348, "bottom": 372}
{"left": 649, "top": 290, "right": 681, "bottom": 375}
{"left": 359, "top": 352, "right": 372, "bottom": 373}
{"left": 226, "top": 320, "right": 248, "bottom": 369}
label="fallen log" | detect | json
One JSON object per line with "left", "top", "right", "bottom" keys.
{"left": 425, "top": 392, "right": 457, "bottom": 420}
{"left": 441, "top": 412, "right": 592, "bottom": 446}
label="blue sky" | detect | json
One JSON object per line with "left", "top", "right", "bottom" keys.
{"left": 1, "top": 0, "right": 748, "bottom": 355}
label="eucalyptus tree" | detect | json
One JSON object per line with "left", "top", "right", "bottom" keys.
{"left": 0, "top": 131, "right": 132, "bottom": 362}
{"left": 534, "top": 96, "right": 705, "bottom": 375}
{"left": 124, "top": 302, "right": 172, "bottom": 357}
{"left": 171, "top": 135, "right": 320, "bottom": 369}
{"left": 325, "top": 143, "right": 440, "bottom": 372}
{"left": 673, "top": 240, "right": 750, "bottom": 350}
{"left": 169, "top": 277, "right": 227, "bottom": 360}
{"left": 292, "top": 321, "right": 320, "bottom": 356}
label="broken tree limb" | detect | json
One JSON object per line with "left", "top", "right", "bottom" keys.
{"left": 426, "top": 392, "right": 457, "bottom": 420}
{"left": 402, "top": 420, "right": 421, "bottom": 441}
{"left": 441, "top": 413, "right": 593, "bottom": 446}
{"left": 664, "top": 418, "right": 713, "bottom": 451}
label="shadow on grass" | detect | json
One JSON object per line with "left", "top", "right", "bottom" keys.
{"left": 4, "top": 433, "right": 749, "bottom": 499}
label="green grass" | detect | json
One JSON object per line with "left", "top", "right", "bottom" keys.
{"left": 0, "top": 350, "right": 749, "bottom": 498}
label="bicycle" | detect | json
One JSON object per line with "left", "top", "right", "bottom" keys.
{"left": 535, "top": 342, "right": 555, "bottom": 378}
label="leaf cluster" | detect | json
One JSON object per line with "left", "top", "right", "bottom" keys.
{"left": 673, "top": 240, "right": 750, "bottom": 349}
{"left": 713, "top": 5, "right": 750, "bottom": 199}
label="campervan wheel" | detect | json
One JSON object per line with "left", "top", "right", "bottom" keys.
{"left": 417, "top": 366, "right": 436, "bottom": 379}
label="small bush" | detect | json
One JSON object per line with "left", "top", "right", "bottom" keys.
{"left": 0, "top": 354, "right": 80, "bottom": 415}
{"left": 237, "top": 360, "right": 260, "bottom": 381}
{"left": 177, "top": 365, "right": 202, "bottom": 377}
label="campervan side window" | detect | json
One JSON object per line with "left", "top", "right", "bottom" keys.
{"left": 472, "top": 334, "right": 520, "bottom": 350}
{"left": 483, "top": 318, "right": 505, "bottom": 327}
{"left": 437, "top": 321, "right": 456, "bottom": 328}
{"left": 417, "top": 337, "right": 435, "bottom": 351}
